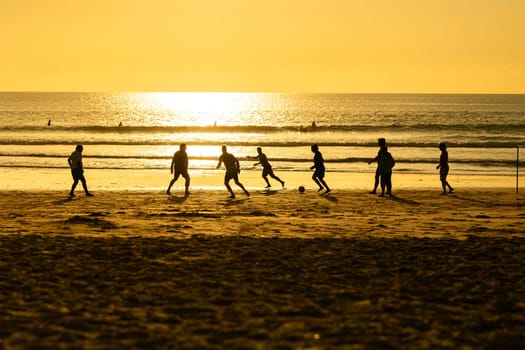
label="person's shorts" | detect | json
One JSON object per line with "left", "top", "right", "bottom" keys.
{"left": 71, "top": 168, "right": 85, "bottom": 181}
{"left": 173, "top": 170, "right": 189, "bottom": 180}
{"left": 262, "top": 166, "right": 275, "bottom": 177}
{"left": 313, "top": 169, "right": 325, "bottom": 179}
{"left": 225, "top": 168, "right": 239, "bottom": 182}
{"left": 380, "top": 170, "right": 392, "bottom": 179}
{"left": 440, "top": 166, "right": 449, "bottom": 180}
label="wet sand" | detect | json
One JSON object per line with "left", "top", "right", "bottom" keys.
{"left": 0, "top": 167, "right": 519, "bottom": 192}
{"left": 1, "top": 189, "right": 524, "bottom": 349}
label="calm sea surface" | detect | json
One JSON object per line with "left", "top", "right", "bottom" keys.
{"left": 1, "top": 92, "right": 524, "bottom": 175}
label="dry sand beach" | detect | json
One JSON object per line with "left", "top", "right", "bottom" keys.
{"left": 1, "top": 187, "right": 525, "bottom": 349}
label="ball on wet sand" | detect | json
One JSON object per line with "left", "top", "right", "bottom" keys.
{"left": 298, "top": 185, "right": 305, "bottom": 193}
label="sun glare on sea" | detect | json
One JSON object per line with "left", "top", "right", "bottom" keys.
{"left": 135, "top": 92, "right": 263, "bottom": 159}
{"left": 148, "top": 92, "right": 254, "bottom": 127}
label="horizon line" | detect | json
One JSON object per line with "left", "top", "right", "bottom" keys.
{"left": 1, "top": 90, "right": 525, "bottom": 95}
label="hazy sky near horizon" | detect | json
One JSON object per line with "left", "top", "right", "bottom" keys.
{"left": 1, "top": 0, "right": 524, "bottom": 93}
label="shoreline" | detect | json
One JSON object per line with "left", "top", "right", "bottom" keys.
{"left": 0, "top": 167, "right": 521, "bottom": 192}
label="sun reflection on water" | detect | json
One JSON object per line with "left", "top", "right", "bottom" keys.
{"left": 139, "top": 92, "right": 259, "bottom": 127}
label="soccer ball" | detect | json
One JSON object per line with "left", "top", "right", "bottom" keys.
{"left": 298, "top": 185, "right": 305, "bottom": 193}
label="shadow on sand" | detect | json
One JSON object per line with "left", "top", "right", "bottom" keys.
{"left": 453, "top": 193, "right": 522, "bottom": 208}
{"left": 225, "top": 198, "right": 249, "bottom": 206}
{"left": 384, "top": 194, "right": 420, "bottom": 205}
{"left": 53, "top": 197, "right": 76, "bottom": 205}
{"left": 322, "top": 193, "right": 339, "bottom": 202}
{"left": 261, "top": 189, "right": 280, "bottom": 196}
{"left": 168, "top": 195, "right": 189, "bottom": 204}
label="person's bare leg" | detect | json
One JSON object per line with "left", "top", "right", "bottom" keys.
{"left": 184, "top": 175, "right": 190, "bottom": 195}
{"left": 235, "top": 180, "right": 250, "bottom": 196}
{"left": 313, "top": 175, "right": 324, "bottom": 191}
{"left": 320, "top": 179, "right": 330, "bottom": 193}
{"left": 271, "top": 174, "right": 285, "bottom": 187}
{"left": 81, "top": 178, "right": 93, "bottom": 196}
{"left": 167, "top": 178, "right": 175, "bottom": 195}
{"left": 225, "top": 180, "right": 235, "bottom": 198}
{"left": 70, "top": 179, "right": 79, "bottom": 196}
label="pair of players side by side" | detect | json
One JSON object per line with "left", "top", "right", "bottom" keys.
{"left": 166, "top": 144, "right": 327, "bottom": 199}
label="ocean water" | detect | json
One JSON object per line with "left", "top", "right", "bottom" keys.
{"left": 1, "top": 92, "right": 524, "bottom": 176}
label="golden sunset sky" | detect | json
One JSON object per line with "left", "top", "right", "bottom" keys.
{"left": 1, "top": 0, "right": 524, "bottom": 93}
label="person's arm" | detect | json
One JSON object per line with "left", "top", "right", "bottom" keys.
{"left": 170, "top": 155, "right": 175, "bottom": 174}
{"left": 235, "top": 158, "right": 241, "bottom": 173}
{"left": 77, "top": 153, "right": 84, "bottom": 170}
{"left": 311, "top": 153, "right": 318, "bottom": 170}
{"left": 251, "top": 154, "right": 261, "bottom": 166}
{"left": 216, "top": 155, "right": 223, "bottom": 169}
{"left": 368, "top": 155, "right": 378, "bottom": 165}
{"left": 437, "top": 152, "right": 446, "bottom": 169}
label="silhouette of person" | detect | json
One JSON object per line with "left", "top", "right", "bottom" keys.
{"left": 118, "top": 122, "right": 123, "bottom": 127}
{"left": 253, "top": 147, "right": 285, "bottom": 188}
{"left": 216, "top": 145, "right": 250, "bottom": 198}
{"left": 310, "top": 144, "right": 330, "bottom": 193}
{"left": 47, "top": 119, "right": 51, "bottom": 126}
{"left": 437, "top": 142, "right": 454, "bottom": 195}
{"left": 377, "top": 145, "right": 395, "bottom": 197}
{"left": 68, "top": 145, "right": 93, "bottom": 197}
{"left": 368, "top": 138, "right": 386, "bottom": 194}
{"left": 167, "top": 143, "right": 190, "bottom": 196}
{"left": 311, "top": 121, "right": 317, "bottom": 128}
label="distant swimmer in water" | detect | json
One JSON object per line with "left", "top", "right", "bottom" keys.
{"left": 166, "top": 143, "right": 190, "bottom": 196}
{"left": 436, "top": 142, "right": 454, "bottom": 195}
{"left": 216, "top": 145, "right": 250, "bottom": 199}
{"left": 252, "top": 147, "right": 285, "bottom": 188}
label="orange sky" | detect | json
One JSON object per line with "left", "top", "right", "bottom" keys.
{"left": 1, "top": 0, "right": 524, "bottom": 93}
